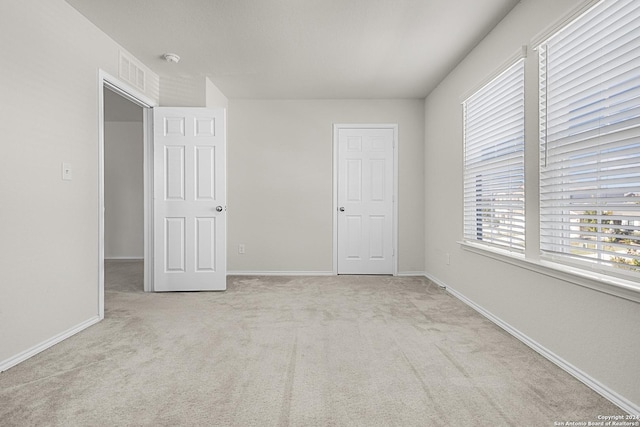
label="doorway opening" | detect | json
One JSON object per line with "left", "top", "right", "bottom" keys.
{"left": 104, "top": 88, "right": 144, "bottom": 294}
{"left": 98, "top": 70, "right": 156, "bottom": 318}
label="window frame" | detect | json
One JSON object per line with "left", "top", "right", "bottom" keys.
{"left": 458, "top": 0, "right": 640, "bottom": 302}
{"left": 462, "top": 58, "right": 527, "bottom": 254}
{"left": 537, "top": 0, "right": 640, "bottom": 284}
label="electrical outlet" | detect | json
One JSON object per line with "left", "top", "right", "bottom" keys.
{"left": 238, "top": 244, "right": 245, "bottom": 254}
{"left": 62, "top": 163, "right": 72, "bottom": 181}
{"left": 445, "top": 252, "right": 451, "bottom": 265}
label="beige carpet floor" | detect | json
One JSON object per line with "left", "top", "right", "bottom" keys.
{"left": 0, "top": 261, "right": 623, "bottom": 426}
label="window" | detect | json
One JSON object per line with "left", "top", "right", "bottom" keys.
{"left": 539, "top": 0, "right": 640, "bottom": 279}
{"left": 463, "top": 60, "right": 526, "bottom": 252}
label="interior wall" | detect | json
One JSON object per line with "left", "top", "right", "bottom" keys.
{"left": 227, "top": 99, "right": 425, "bottom": 274}
{"left": 104, "top": 121, "right": 143, "bottom": 259}
{"left": 0, "top": 0, "right": 158, "bottom": 366}
{"left": 424, "top": 0, "right": 640, "bottom": 409}
{"left": 206, "top": 77, "right": 229, "bottom": 109}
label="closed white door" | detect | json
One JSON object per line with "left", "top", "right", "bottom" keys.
{"left": 336, "top": 127, "right": 395, "bottom": 274}
{"left": 153, "top": 107, "right": 226, "bottom": 291}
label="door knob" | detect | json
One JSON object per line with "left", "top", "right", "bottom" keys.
{"left": 339, "top": 207, "right": 345, "bottom": 212}
{"left": 216, "top": 206, "right": 223, "bottom": 212}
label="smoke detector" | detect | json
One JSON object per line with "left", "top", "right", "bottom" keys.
{"left": 163, "top": 53, "right": 180, "bottom": 64}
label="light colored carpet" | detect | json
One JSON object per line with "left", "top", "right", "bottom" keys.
{"left": 0, "top": 261, "right": 623, "bottom": 426}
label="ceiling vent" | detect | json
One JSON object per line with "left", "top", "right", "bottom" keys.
{"left": 119, "top": 51, "right": 145, "bottom": 91}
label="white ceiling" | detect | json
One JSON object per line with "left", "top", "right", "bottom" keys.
{"left": 66, "top": 0, "right": 520, "bottom": 99}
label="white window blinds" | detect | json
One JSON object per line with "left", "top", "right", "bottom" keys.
{"left": 539, "top": 0, "right": 640, "bottom": 277}
{"left": 463, "top": 60, "right": 525, "bottom": 252}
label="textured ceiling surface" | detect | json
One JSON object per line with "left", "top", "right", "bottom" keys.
{"left": 66, "top": 0, "right": 520, "bottom": 99}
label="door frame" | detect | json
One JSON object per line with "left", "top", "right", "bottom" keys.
{"left": 98, "top": 70, "right": 156, "bottom": 318}
{"left": 332, "top": 124, "right": 399, "bottom": 276}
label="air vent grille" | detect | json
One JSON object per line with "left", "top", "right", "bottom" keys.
{"left": 119, "top": 52, "right": 145, "bottom": 91}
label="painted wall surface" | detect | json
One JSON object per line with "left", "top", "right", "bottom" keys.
{"left": 0, "top": 0, "right": 158, "bottom": 364}
{"left": 104, "top": 122, "right": 143, "bottom": 259}
{"left": 228, "top": 99, "right": 425, "bottom": 274}
{"left": 424, "top": 0, "right": 640, "bottom": 408}
{"left": 206, "top": 77, "right": 229, "bottom": 109}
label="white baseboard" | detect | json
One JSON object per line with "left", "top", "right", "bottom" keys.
{"left": 228, "top": 270, "right": 334, "bottom": 276}
{"left": 423, "top": 272, "right": 639, "bottom": 416}
{"left": 396, "top": 271, "right": 426, "bottom": 277}
{"left": 0, "top": 316, "right": 101, "bottom": 373}
{"left": 229, "top": 271, "right": 427, "bottom": 277}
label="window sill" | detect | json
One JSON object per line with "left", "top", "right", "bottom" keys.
{"left": 459, "top": 241, "right": 640, "bottom": 304}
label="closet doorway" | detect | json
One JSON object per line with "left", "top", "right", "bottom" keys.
{"left": 103, "top": 88, "right": 144, "bottom": 293}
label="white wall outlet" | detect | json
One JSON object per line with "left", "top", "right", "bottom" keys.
{"left": 238, "top": 244, "right": 245, "bottom": 254}
{"left": 62, "top": 163, "right": 72, "bottom": 181}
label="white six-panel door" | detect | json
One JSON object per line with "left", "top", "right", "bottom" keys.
{"left": 336, "top": 127, "right": 395, "bottom": 275}
{"left": 153, "top": 107, "right": 226, "bottom": 291}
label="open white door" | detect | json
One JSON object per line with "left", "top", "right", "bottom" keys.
{"left": 336, "top": 126, "right": 395, "bottom": 275}
{"left": 153, "top": 107, "right": 226, "bottom": 291}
